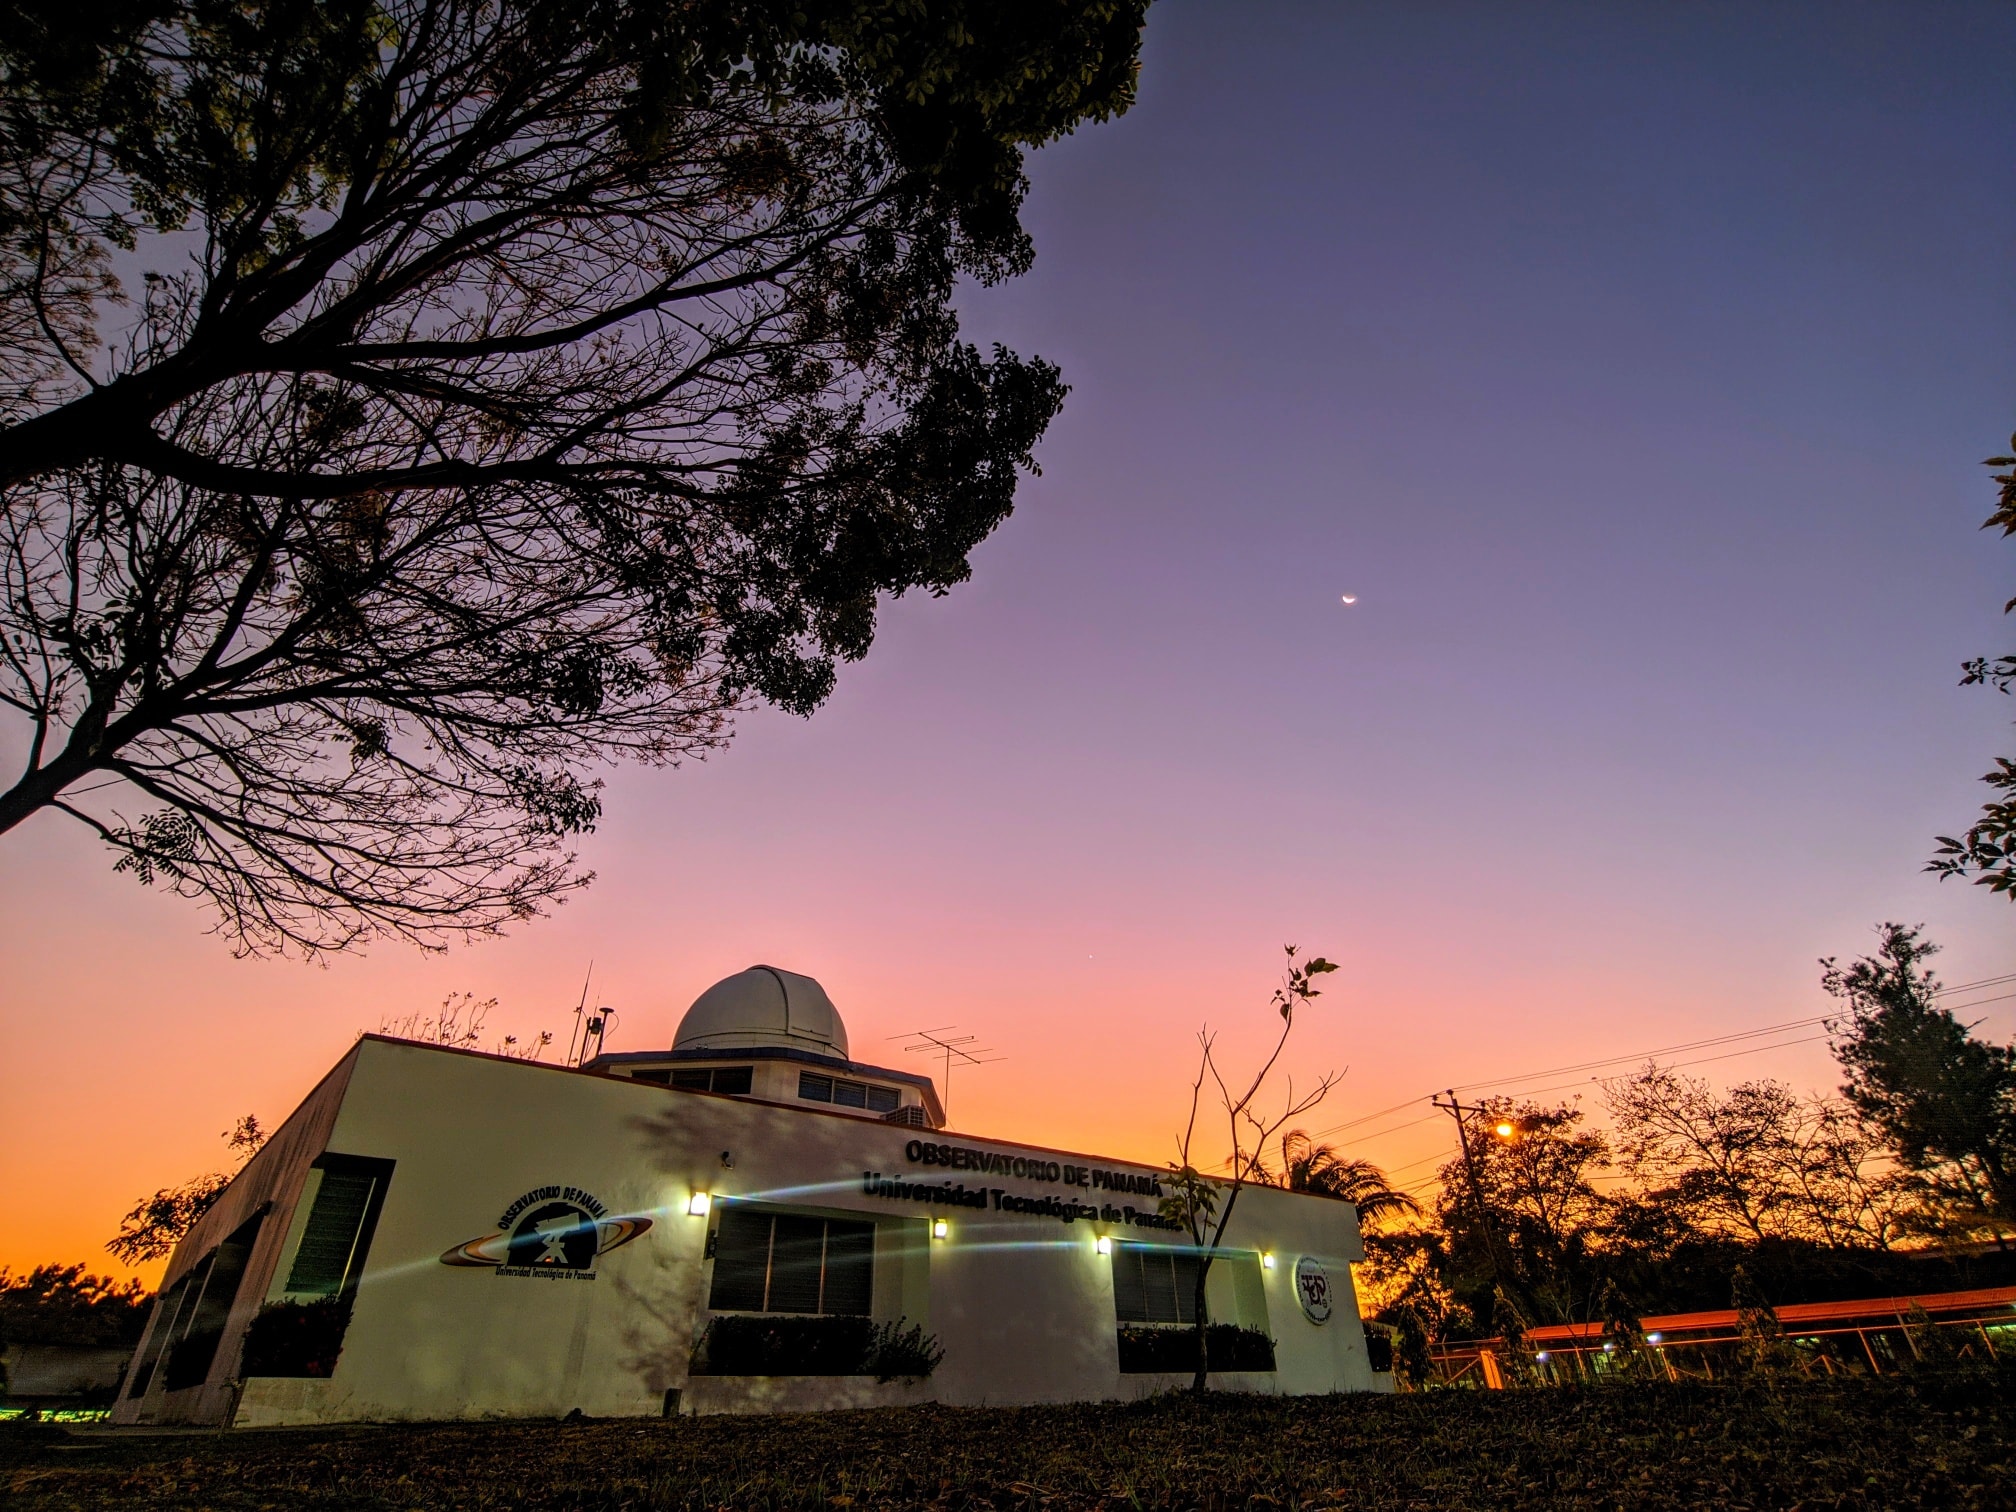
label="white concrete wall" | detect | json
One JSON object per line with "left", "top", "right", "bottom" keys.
{"left": 114, "top": 1048, "right": 360, "bottom": 1426}
{"left": 174, "top": 1038, "right": 1379, "bottom": 1425}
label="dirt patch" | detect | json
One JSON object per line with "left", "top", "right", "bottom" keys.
{"left": 3, "top": 1378, "right": 2011, "bottom": 1510}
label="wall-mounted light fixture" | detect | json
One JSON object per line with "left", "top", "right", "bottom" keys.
{"left": 931, "top": 1218, "right": 949, "bottom": 1240}
{"left": 687, "top": 1192, "right": 712, "bottom": 1217}
{"left": 1646, "top": 1332, "right": 1663, "bottom": 1345}
{"left": 1261, "top": 1252, "right": 1276, "bottom": 1270}
{"left": 1094, "top": 1235, "right": 1113, "bottom": 1256}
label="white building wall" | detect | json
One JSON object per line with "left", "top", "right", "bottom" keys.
{"left": 140, "top": 1037, "right": 1375, "bottom": 1426}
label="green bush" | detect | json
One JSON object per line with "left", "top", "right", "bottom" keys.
{"left": 691, "top": 1316, "right": 942, "bottom": 1380}
{"left": 239, "top": 1299, "right": 352, "bottom": 1379}
{"left": 1116, "top": 1324, "right": 1276, "bottom": 1374}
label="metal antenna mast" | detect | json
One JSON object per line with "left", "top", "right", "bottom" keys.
{"left": 564, "top": 964, "right": 618, "bottom": 1066}
{"left": 888, "top": 1025, "right": 1005, "bottom": 1122}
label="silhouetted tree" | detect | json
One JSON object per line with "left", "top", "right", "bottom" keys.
{"left": 0, "top": 0, "right": 1147, "bottom": 954}
{"left": 1433, "top": 1098, "right": 1610, "bottom": 1329}
{"left": 1273, "top": 1129, "right": 1421, "bottom": 1227}
{"left": 1931, "top": 434, "right": 2016, "bottom": 897}
{"left": 0, "top": 1263, "right": 150, "bottom": 1349}
{"left": 1824, "top": 924, "right": 2016, "bottom": 1240}
{"left": 106, "top": 1114, "right": 264, "bottom": 1264}
{"left": 1603, "top": 1063, "right": 1908, "bottom": 1248}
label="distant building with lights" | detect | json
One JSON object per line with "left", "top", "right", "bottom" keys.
{"left": 112, "top": 966, "right": 1380, "bottom": 1426}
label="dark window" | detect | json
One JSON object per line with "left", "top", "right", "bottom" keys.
{"left": 284, "top": 1156, "right": 394, "bottom": 1300}
{"left": 671, "top": 1066, "right": 754, "bottom": 1094}
{"left": 766, "top": 1214, "right": 827, "bottom": 1313}
{"left": 164, "top": 1212, "right": 265, "bottom": 1391}
{"left": 798, "top": 1071, "right": 896, "bottom": 1110}
{"left": 831, "top": 1079, "right": 868, "bottom": 1109}
{"left": 1111, "top": 1244, "right": 1202, "bottom": 1325}
{"left": 822, "top": 1221, "right": 875, "bottom": 1315}
{"left": 706, "top": 1206, "right": 875, "bottom": 1315}
{"left": 128, "top": 1270, "right": 197, "bottom": 1397}
{"left": 632, "top": 1069, "right": 673, "bottom": 1085}
{"left": 707, "top": 1207, "right": 772, "bottom": 1313}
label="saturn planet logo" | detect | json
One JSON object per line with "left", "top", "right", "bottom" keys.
{"left": 441, "top": 1185, "right": 651, "bottom": 1279}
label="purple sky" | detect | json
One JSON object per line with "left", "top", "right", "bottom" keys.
{"left": 5, "top": 1, "right": 2016, "bottom": 1276}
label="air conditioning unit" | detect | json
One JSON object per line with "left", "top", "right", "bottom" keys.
{"left": 881, "top": 1105, "right": 928, "bottom": 1127}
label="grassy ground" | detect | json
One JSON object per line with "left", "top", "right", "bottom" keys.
{"left": 3, "top": 1378, "right": 2011, "bottom": 1510}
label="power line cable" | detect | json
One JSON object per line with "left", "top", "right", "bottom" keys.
{"left": 1310, "top": 966, "right": 2016, "bottom": 1170}
{"left": 1305, "top": 1013, "right": 1834, "bottom": 1144}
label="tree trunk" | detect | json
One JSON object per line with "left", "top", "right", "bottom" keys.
{"left": 1189, "top": 1253, "right": 1213, "bottom": 1393}
{"left": 1187, "top": 1183, "right": 1244, "bottom": 1394}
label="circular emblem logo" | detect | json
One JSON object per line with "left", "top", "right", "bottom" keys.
{"left": 506, "top": 1200, "right": 601, "bottom": 1270}
{"left": 440, "top": 1185, "right": 651, "bottom": 1277}
{"left": 1293, "top": 1255, "right": 1333, "bottom": 1324}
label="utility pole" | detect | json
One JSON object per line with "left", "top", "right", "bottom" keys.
{"left": 1432, "top": 1090, "right": 1513, "bottom": 1295}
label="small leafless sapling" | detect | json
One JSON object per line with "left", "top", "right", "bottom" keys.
{"left": 1162, "top": 944, "right": 1341, "bottom": 1393}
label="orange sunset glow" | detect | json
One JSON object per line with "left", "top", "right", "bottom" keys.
{"left": 5, "top": 3, "right": 2016, "bottom": 1303}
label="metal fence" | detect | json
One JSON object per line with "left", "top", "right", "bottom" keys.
{"left": 1428, "top": 1284, "right": 2016, "bottom": 1387}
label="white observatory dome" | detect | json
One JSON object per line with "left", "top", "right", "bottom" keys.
{"left": 672, "top": 966, "right": 850, "bottom": 1058}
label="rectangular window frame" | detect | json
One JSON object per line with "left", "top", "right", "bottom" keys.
{"left": 280, "top": 1154, "right": 395, "bottom": 1306}
{"left": 669, "top": 1066, "right": 753, "bottom": 1094}
{"left": 1111, "top": 1242, "right": 1206, "bottom": 1325}
{"left": 797, "top": 1072, "right": 899, "bottom": 1111}
{"left": 161, "top": 1210, "right": 267, "bottom": 1392}
{"left": 705, "top": 1203, "right": 875, "bottom": 1317}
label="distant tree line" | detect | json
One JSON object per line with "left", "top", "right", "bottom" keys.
{"left": 1342, "top": 924, "right": 2016, "bottom": 1361}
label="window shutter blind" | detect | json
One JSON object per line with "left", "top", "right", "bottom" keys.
{"left": 707, "top": 1207, "right": 773, "bottom": 1311}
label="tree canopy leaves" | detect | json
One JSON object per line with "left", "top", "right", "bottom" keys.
{"left": 0, "top": 0, "right": 1147, "bottom": 953}
{"left": 1930, "top": 434, "right": 2016, "bottom": 895}
{"left": 1824, "top": 922, "right": 2016, "bottom": 1234}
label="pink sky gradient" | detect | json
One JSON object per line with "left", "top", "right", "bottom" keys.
{"left": 5, "top": 3, "right": 2016, "bottom": 1285}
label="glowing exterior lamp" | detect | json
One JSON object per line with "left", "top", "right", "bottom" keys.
{"left": 1535, "top": 1350, "right": 1549, "bottom": 1363}
{"left": 1646, "top": 1332, "right": 1663, "bottom": 1345}
{"left": 1261, "top": 1253, "right": 1276, "bottom": 1270}
{"left": 932, "top": 1218, "right": 950, "bottom": 1240}
{"left": 686, "top": 1192, "right": 712, "bottom": 1217}
{"left": 1094, "top": 1235, "right": 1113, "bottom": 1256}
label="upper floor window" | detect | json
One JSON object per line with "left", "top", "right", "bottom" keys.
{"left": 669, "top": 1066, "right": 753, "bottom": 1095}
{"left": 797, "top": 1071, "right": 899, "bottom": 1113}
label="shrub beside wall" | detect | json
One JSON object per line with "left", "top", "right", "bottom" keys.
{"left": 693, "top": 1316, "right": 944, "bottom": 1380}
{"left": 1115, "top": 1324, "right": 1277, "bottom": 1374}
{"left": 239, "top": 1299, "right": 353, "bottom": 1379}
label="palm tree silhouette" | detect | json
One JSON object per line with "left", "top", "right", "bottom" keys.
{"left": 1273, "top": 1129, "right": 1421, "bottom": 1229}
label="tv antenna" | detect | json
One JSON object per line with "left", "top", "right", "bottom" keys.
{"left": 889, "top": 1025, "right": 1005, "bottom": 1122}
{"left": 565, "top": 964, "right": 619, "bottom": 1066}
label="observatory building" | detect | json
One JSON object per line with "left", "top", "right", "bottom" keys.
{"left": 113, "top": 967, "right": 1380, "bottom": 1426}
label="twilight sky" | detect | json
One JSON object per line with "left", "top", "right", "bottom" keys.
{"left": 5, "top": 1, "right": 2016, "bottom": 1283}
